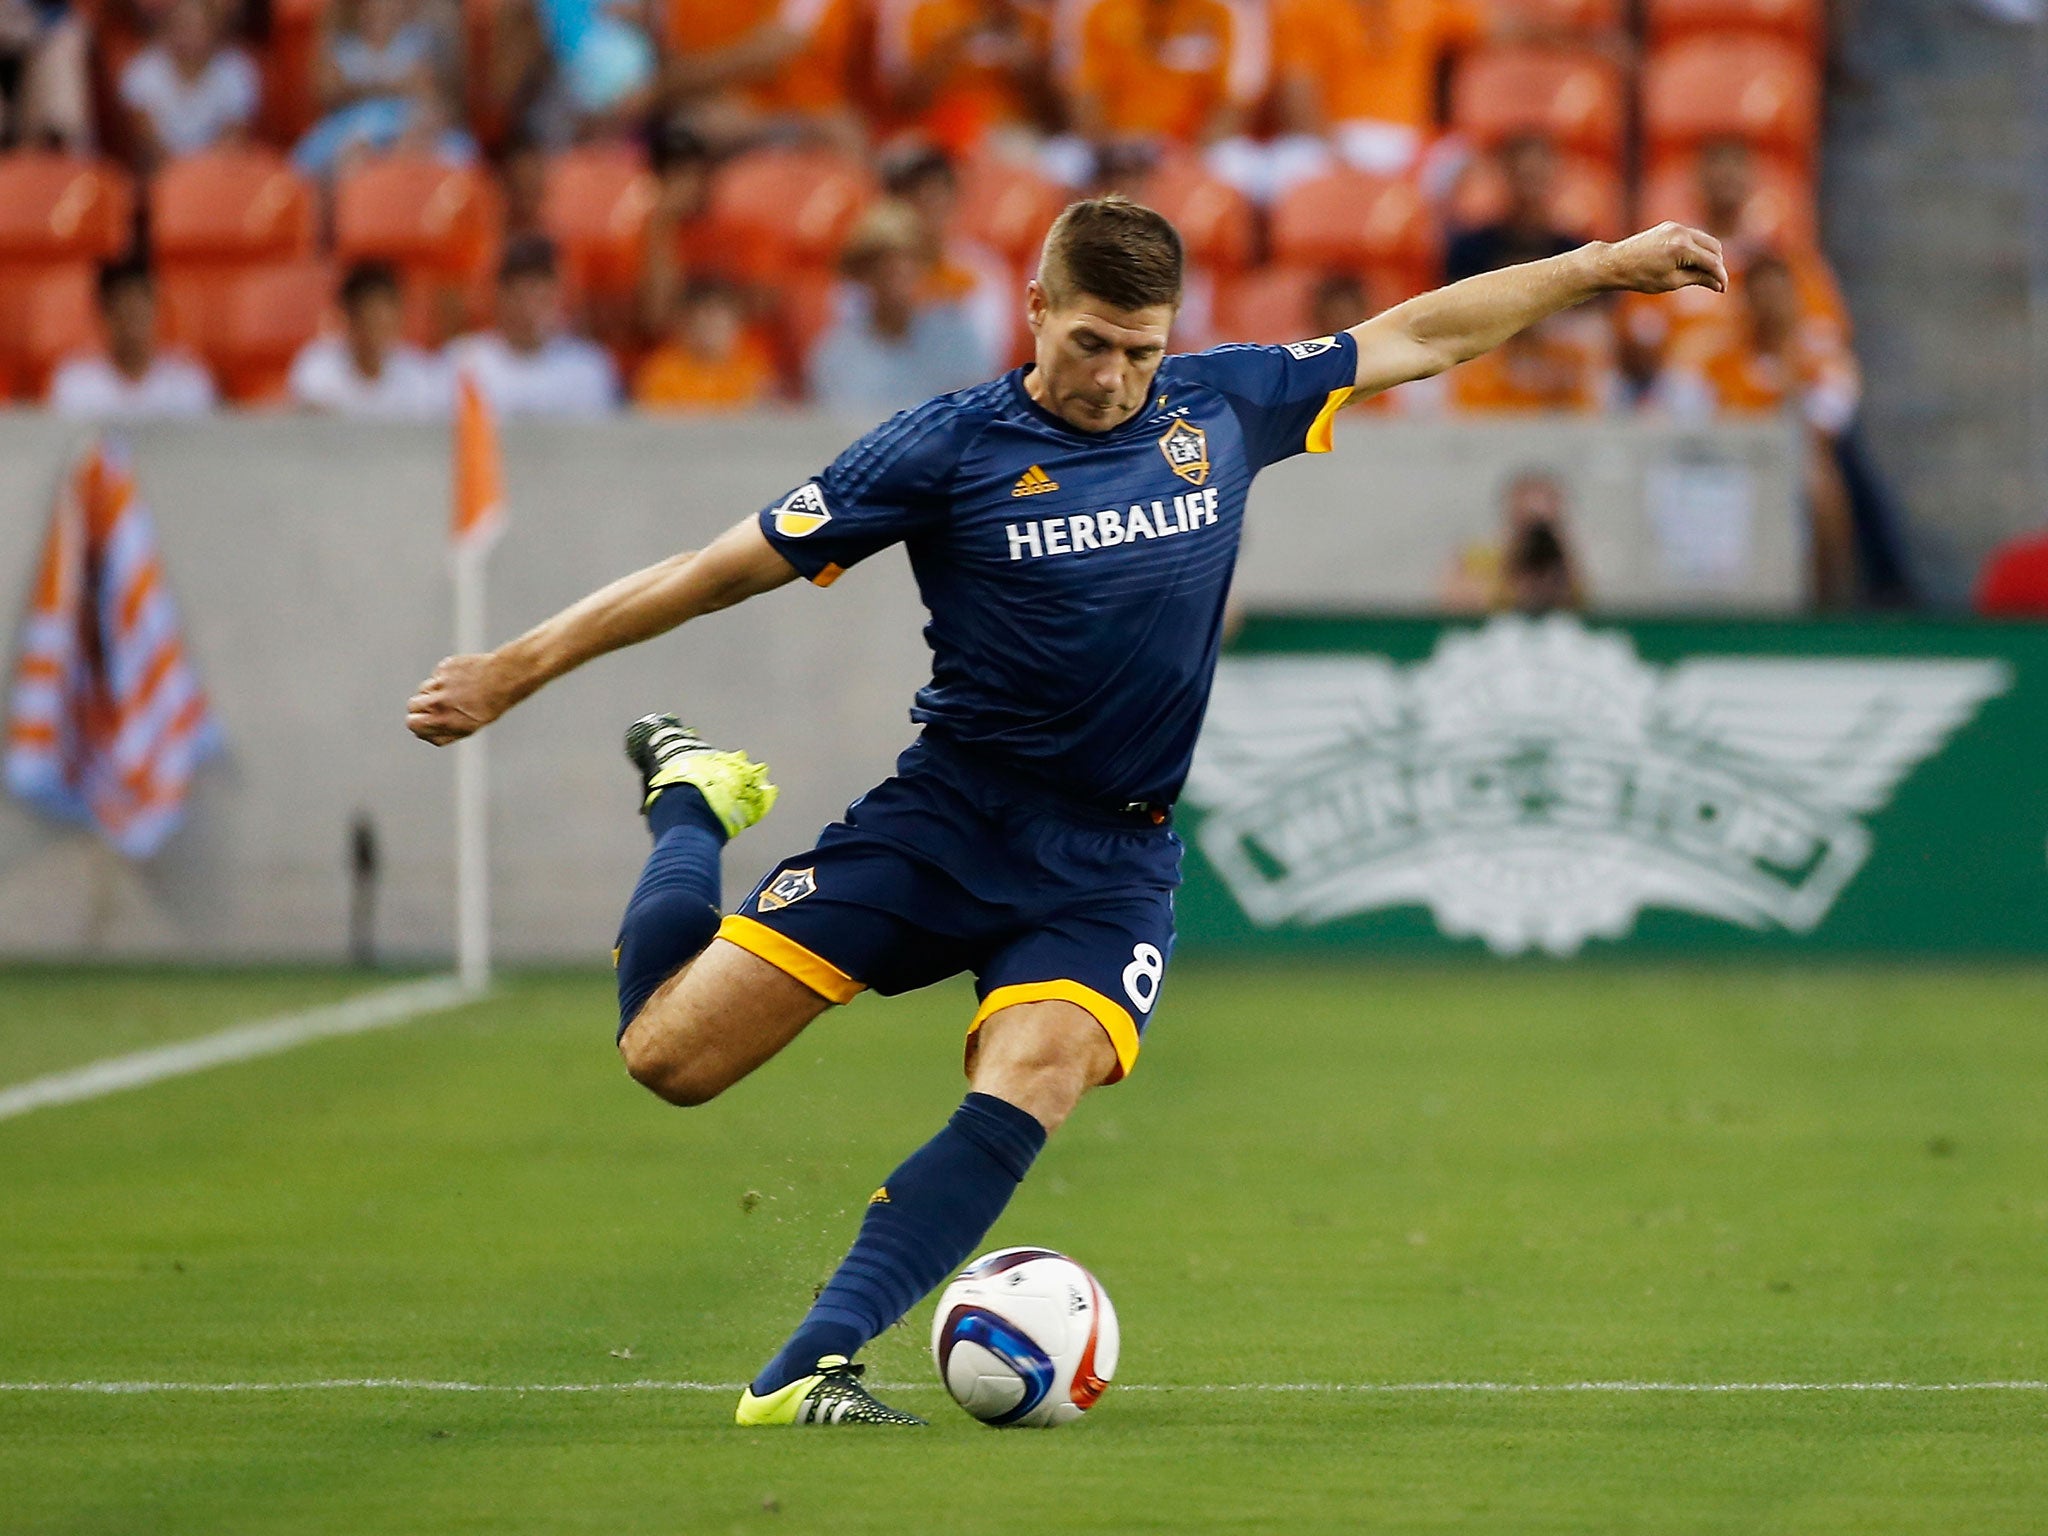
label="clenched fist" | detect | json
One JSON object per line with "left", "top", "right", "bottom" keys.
{"left": 407, "top": 653, "right": 514, "bottom": 745}
{"left": 1600, "top": 222, "right": 1728, "bottom": 297}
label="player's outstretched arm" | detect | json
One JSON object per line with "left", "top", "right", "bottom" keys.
{"left": 1346, "top": 222, "right": 1728, "bottom": 399}
{"left": 405, "top": 517, "right": 798, "bottom": 746}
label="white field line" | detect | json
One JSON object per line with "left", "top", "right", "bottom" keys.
{"left": 0, "top": 976, "right": 482, "bottom": 1124}
{"left": 3, "top": 1380, "right": 2046, "bottom": 1396}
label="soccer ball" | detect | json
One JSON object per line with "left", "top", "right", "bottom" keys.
{"left": 930, "top": 1247, "right": 1119, "bottom": 1427}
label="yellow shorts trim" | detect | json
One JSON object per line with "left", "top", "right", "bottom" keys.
{"left": 967, "top": 980, "right": 1140, "bottom": 1086}
{"left": 1305, "top": 386, "right": 1355, "bottom": 454}
{"left": 716, "top": 914, "right": 865, "bottom": 1005}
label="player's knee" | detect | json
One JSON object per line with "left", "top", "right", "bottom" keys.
{"left": 618, "top": 1023, "right": 724, "bottom": 1107}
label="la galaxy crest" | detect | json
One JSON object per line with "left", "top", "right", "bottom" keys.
{"left": 771, "top": 483, "right": 832, "bottom": 539}
{"left": 1157, "top": 419, "right": 1210, "bottom": 486}
{"left": 757, "top": 867, "right": 817, "bottom": 912}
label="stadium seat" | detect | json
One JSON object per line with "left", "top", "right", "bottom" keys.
{"left": 203, "top": 260, "right": 336, "bottom": 404}
{"left": 709, "top": 147, "right": 876, "bottom": 277}
{"left": 1642, "top": 150, "right": 1818, "bottom": 247}
{"left": 1142, "top": 155, "right": 1256, "bottom": 272}
{"left": 1212, "top": 267, "right": 1321, "bottom": 346}
{"left": 335, "top": 156, "right": 504, "bottom": 282}
{"left": 0, "top": 153, "right": 135, "bottom": 263}
{"left": 0, "top": 262, "right": 97, "bottom": 400}
{"left": 1451, "top": 47, "right": 1629, "bottom": 165}
{"left": 1484, "top": 0, "right": 1625, "bottom": 30}
{"left": 1645, "top": 0, "right": 1822, "bottom": 51}
{"left": 1644, "top": 36, "right": 1822, "bottom": 167}
{"left": 1270, "top": 170, "right": 1437, "bottom": 294}
{"left": 543, "top": 146, "right": 656, "bottom": 301}
{"left": 152, "top": 147, "right": 317, "bottom": 265}
{"left": 950, "top": 154, "right": 1066, "bottom": 267}
{"left": 1448, "top": 152, "right": 1626, "bottom": 241}
{"left": 769, "top": 269, "right": 838, "bottom": 394}
{"left": 260, "top": 0, "right": 334, "bottom": 144}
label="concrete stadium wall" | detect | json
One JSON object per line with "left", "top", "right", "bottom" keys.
{"left": 0, "top": 412, "right": 1799, "bottom": 963}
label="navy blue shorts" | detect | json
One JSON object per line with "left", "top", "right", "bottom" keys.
{"left": 716, "top": 736, "right": 1181, "bottom": 1083}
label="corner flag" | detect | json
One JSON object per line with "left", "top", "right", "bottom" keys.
{"left": 452, "top": 369, "right": 504, "bottom": 556}
{"left": 4, "top": 438, "right": 222, "bottom": 858}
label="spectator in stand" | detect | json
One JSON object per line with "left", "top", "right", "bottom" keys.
{"left": 636, "top": 121, "right": 726, "bottom": 334}
{"left": 293, "top": 0, "right": 457, "bottom": 175}
{"left": 1270, "top": 0, "right": 1484, "bottom": 183}
{"left": 633, "top": 275, "right": 777, "bottom": 411}
{"left": 0, "top": 0, "right": 91, "bottom": 149}
{"left": 288, "top": 260, "right": 453, "bottom": 416}
{"left": 1624, "top": 137, "right": 1849, "bottom": 370}
{"left": 1440, "top": 468, "right": 1587, "bottom": 613}
{"left": 119, "top": 0, "right": 261, "bottom": 172}
{"left": 876, "top": 0, "right": 1056, "bottom": 158}
{"left": 659, "top": 0, "right": 865, "bottom": 154}
{"left": 446, "top": 234, "right": 618, "bottom": 416}
{"left": 881, "top": 143, "right": 1013, "bottom": 368}
{"left": 809, "top": 199, "right": 989, "bottom": 415}
{"left": 1975, "top": 525, "right": 2048, "bottom": 616}
{"left": 1443, "top": 136, "right": 1579, "bottom": 284}
{"left": 48, "top": 257, "right": 217, "bottom": 418}
{"left": 1061, "top": 0, "right": 1267, "bottom": 185}
{"left": 1662, "top": 254, "right": 1858, "bottom": 607}
{"left": 493, "top": 0, "right": 659, "bottom": 147}
{"left": 1446, "top": 317, "right": 1612, "bottom": 415}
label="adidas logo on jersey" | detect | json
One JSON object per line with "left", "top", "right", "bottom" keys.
{"left": 1011, "top": 465, "right": 1060, "bottom": 498}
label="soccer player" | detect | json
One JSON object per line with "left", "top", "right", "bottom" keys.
{"left": 406, "top": 196, "right": 1725, "bottom": 1426}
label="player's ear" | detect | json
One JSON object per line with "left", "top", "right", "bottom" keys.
{"left": 1025, "top": 279, "right": 1049, "bottom": 337}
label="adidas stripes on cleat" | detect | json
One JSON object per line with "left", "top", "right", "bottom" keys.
{"left": 734, "top": 1356, "right": 927, "bottom": 1427}
{"left": 622, "top": 713, "right": 778, "bottom": 839}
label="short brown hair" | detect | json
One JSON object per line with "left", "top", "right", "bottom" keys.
{"left": 1038, "top": 195, "right": 1183, "bottom": 313}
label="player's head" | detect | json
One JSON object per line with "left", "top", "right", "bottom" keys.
{"left": 1026, "top": 195, "right": 1183, "bottom": 433}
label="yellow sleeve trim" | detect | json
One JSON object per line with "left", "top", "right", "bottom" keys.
{"left": 811, "top": 562, "right": 845, "bottom": 588}
{"left": 1305, "top": 387, "right": 1355, "bottom": 454}
{"left": 716, "top": 914, "right": 865, "bottom": 1004}
{"left": 968, "top": 980, "right": 1140, "bottom": 1086}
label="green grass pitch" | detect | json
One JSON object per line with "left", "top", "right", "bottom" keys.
{"left": 4, "top": 961, "right": 2048, "bottom": 1534}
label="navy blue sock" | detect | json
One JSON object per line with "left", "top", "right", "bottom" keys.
{"left": 614, "top": 784, "right": 727, "bottom": 1036}
{"left": 751, "top": 1092, "right": 1047, "bottom": 1395}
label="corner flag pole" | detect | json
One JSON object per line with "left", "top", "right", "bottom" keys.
{"left": 451, "top": 374, "right": 505, "bottom": 992}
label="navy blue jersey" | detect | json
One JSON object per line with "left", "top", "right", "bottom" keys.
{"left": 756, "top": 335, "right": 1359, "bottom": 806}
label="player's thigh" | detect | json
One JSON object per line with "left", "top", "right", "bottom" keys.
{"left": 969, "top": 999, "right": 1118, "bottom": 1134}
{"left": 970, "top": 886, "right": 1177, "bottom": 1094}
{"left": 618, "top": 938, "right": 831, "bottom": 1103}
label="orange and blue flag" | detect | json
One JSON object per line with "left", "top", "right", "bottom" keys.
{"left": 4, "top": 438, "right": 222, "bottom": 858}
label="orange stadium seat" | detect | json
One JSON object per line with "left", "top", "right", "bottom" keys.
{"left": 1449, "top": 151, "right": 1627, "bottom": 241}
{"left": 1213, "top": 266, "right": 1320, "bottom": 345}
{"left": 543, "top": 146, "right": 657, "bottom": 301}
{"left": 1271, "top": 170, "right": 1438, "bottom": 294}
{"left": 0, "top": 262, "right": 96, "bottom": 400}
{"left": 950, "top": 155, "right": 1067, "bottom": 267}
{"left": 709, "top": 147, "right": 876, "bottom": 277}
{"left": 1484, "top": 0, "right": 1625, "bottom": 30}
{"left": 0, "top": 153, "right": 135, "bottom": 263}
{"left": 260, "top": 0, "right": 334, "bottom": 144}
{"left": 204, "top": 260, "right": 336, "bottom": 403}
{"left": 769, "top": 268, "right": 838, "bottom": 394}
{"left": 1452, "top": 47, "right": 1628, "bottom": 164}
{"left": 152, "top": 147, "right": 317, "bottom": 265}
{"left": 1142, "top": 156, "right": 1256, "bottom": 272}
{"left": 1645, "top": 0, "right": 1821, "bottom": 51}
{"left": 335, "top": 156, "right": 504, "bottom": 281}
{"left": 1642, "top": 150, "right": 1817, "bottom": 246}
{"left": 1644, "top": 36, "right": 1821, "bottom": 166}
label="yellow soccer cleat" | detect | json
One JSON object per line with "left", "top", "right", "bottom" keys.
{"left": 623, "top": 713, "right": 779, "bottom": 838}
{"left": 734, "top": 1356, "right": 926, "bottom": 1427}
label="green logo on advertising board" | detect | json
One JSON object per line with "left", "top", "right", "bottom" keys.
{"left": 1185, "top": 617, "right": 2011, "bottom": 955}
